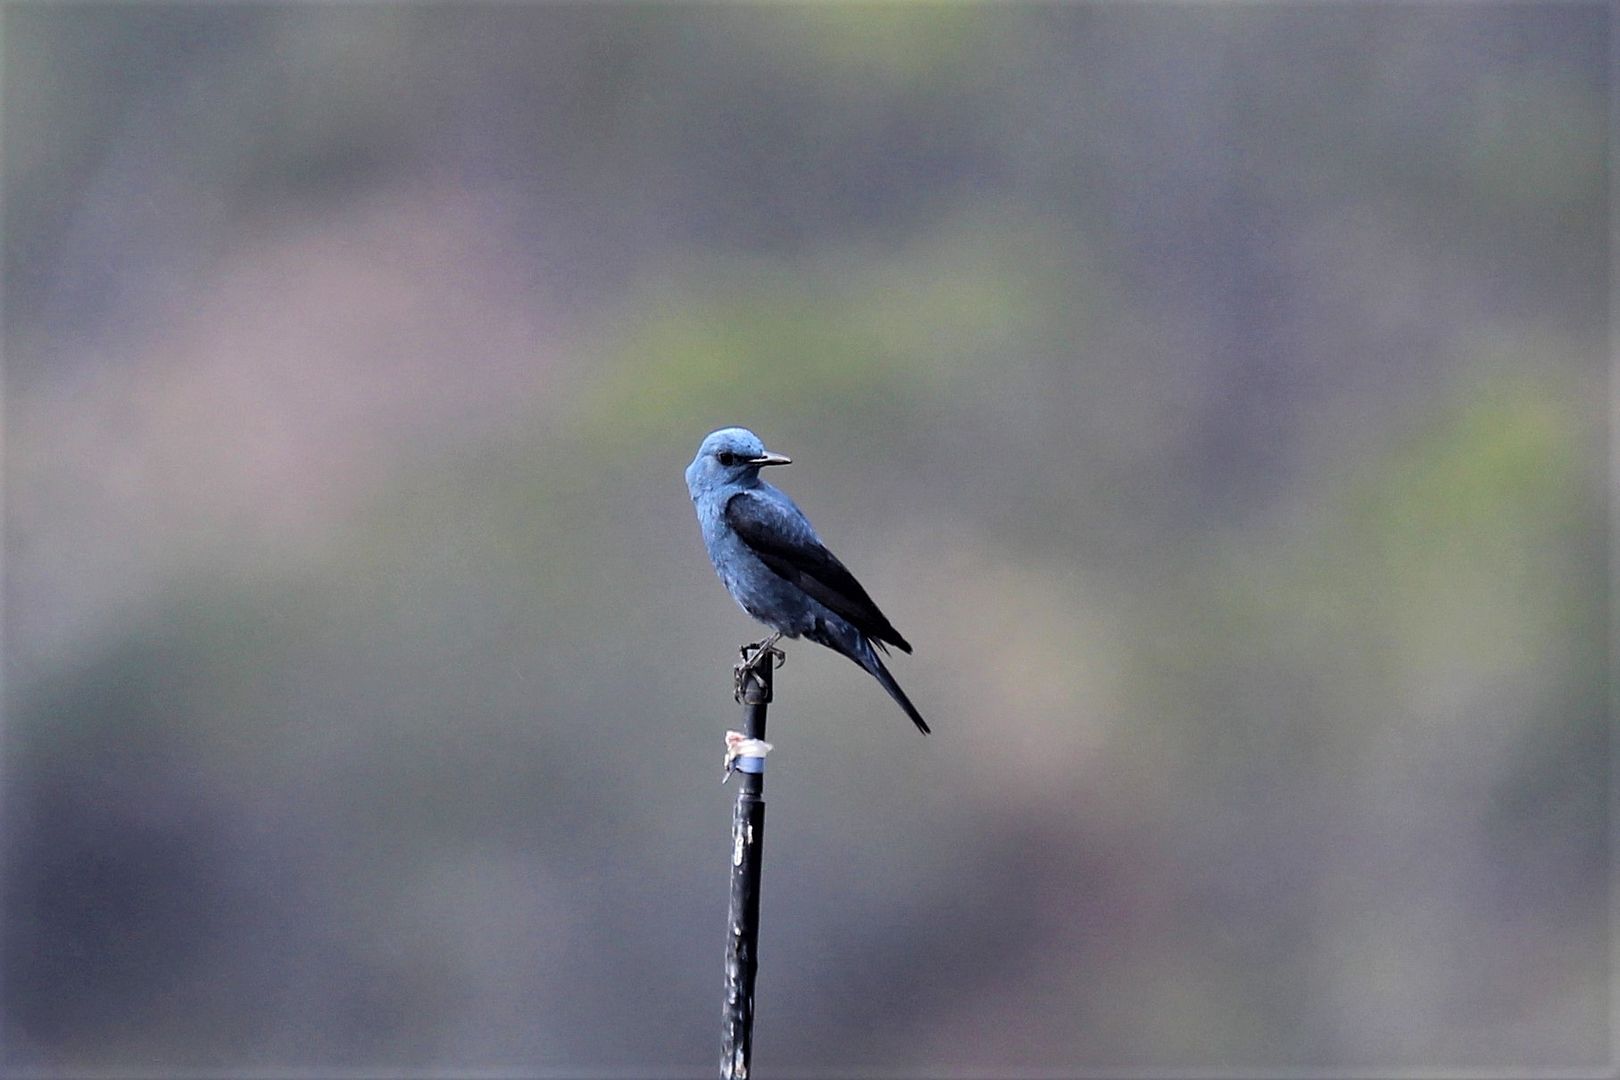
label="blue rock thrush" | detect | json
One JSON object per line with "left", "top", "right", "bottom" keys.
{"left": 686, "top": 427, "right": 929, "bottom": 735}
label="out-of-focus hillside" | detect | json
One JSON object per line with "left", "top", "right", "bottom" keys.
{"left": 3, "top": 4, "right": 1606, "bottom": 1072}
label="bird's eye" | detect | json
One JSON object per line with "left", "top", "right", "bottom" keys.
{"left": 716, "top": 452, "right": 737, "bottom": 467}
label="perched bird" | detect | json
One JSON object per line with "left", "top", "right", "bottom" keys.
{"left": 686, "top": 427, "right": 930, "bottom": 735}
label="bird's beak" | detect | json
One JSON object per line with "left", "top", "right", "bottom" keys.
{"left": 750, "top": 452, "right": 792, "bottom": 467}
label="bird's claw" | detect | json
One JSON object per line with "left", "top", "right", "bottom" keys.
{"left": 739, "top": 640, "right": 786, "bottom": 670}
{"left": 733, "top": 635, "right": 785, "bottom": 702}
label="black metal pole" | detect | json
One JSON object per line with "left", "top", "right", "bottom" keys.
{"left": 722, "top": 655, "right": 772, "bottom": 1079}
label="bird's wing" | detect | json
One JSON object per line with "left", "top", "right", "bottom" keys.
{"left": 725, "top": 489, "right": 912, "bottom": 653}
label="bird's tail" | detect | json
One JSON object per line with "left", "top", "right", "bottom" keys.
{"left": 810, "top": 619, "right": 931, "bottom": 735}
{"left": 857, "top": 644, "right": 931, "bottom": 736}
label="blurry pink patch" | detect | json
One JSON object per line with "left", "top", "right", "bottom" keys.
{"left": 132, "top": 183, "right": 558, "bottom": 538}
{"left": 10, "top": 183, "right": 564, "bottom": 663}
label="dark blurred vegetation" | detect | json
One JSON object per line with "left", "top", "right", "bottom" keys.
{"left": 3, "top": 2, "right": 1607, "bottom": 1072}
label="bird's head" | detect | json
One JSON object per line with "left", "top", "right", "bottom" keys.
{"left": 686, "top": 427, "right": 791, "bottom": 497}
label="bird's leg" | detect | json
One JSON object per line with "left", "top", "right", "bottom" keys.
{"left": 733, "top": 632, "right": 786, "bottom": 701}
{"left": 740, "top": 632, "right": 785, "bottom": 671}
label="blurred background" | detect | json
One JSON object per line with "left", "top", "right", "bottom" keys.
{"left": 2, "top": 3, "right": 1608, "bottom": 1075}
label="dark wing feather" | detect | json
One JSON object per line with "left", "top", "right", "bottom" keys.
{"left": 725, "top": 490, "right": 912, "bottom": 653}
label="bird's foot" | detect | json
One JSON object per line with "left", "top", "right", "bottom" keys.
{"left": 733, "top": 634, "right": 785, "bottom": 702}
